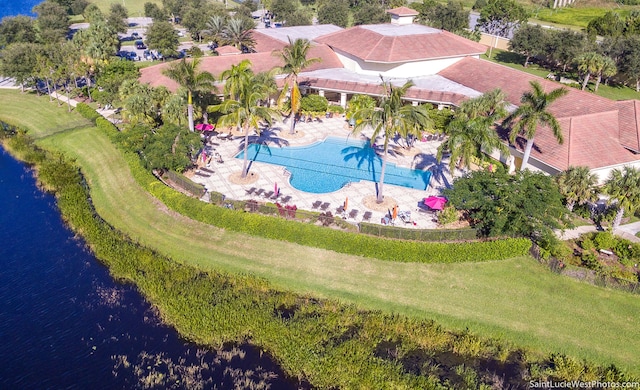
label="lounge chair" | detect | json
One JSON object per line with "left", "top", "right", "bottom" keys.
{"left": 336, "top": 205, "right": 345, "bottom": 214}
{"left": 254, "top": 188, "right": 264, "bottom": 196}
{"left": 262, "top": 190, "right": 274, "bottom": 198}
{"left": 362, "top": 211, "right": 372, "bottom": 221}
{"left": 270, "top": 191, "right": 280, "bottom": 200}
{"left": 280, "top": 195, "right": 292, "bottom": 203}
{"left": 320, "top": 202, "right": 330, "bottom": 211}
{"left": 311, "top": 200, "right": 322, "bottom": 209}
{"left": 195, "top": 171, "right": 210, "bottom": 177}
{"left": 200, "top": 167, "right": 215, "bottom": 174}
{"left": 349, "top": 209, "right": 359, "bottom": 219}
{"left": 245, "top": 187, "right": 256, "bottom": 195}
{"left": 399, "top": 210, "right": 412, "bottom": 224}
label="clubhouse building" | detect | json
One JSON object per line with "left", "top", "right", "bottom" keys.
{"left": 140, "top": 7, "right": 640, "bottom": 182}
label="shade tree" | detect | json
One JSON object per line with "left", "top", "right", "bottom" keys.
{"left": 475, "top": 0, "right": 528, "bottom": 38}
{"left": 509, "top": 24, "right": 547, "bottom": 67}
{"left": 33, "top": 1, "right": 70, "bottom": 43}
{"left": 145, "top": 20, "right": 180, "bottom": 58}
{"left": 317, "top": 0, "right": 350, "bottom": 28}
{"left": 0, "top": 16, "right": 38, "bottom": 47}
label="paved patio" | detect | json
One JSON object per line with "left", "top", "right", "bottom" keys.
{"left": 189, "top": 116, "right": 457, "bottom": 229}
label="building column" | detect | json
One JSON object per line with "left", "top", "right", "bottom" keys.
{"left": 318, "top": 90, "right": 325, "bottom": 97}
{"left": 411, "top": 101, "right": 418, "bottom": 106}
{"left": 437, "top": 104, "right": 445, "bottom": 110}
{"left": 340, "top": 92, "right": 347, "bottom": 108}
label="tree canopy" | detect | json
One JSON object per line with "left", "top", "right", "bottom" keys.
{"left": 444, "top": 170, "right": 570, "bottom": 239}
{"left": 476, "top": 0, "right": 528, "bottom": 38}
{"left": 145, "top": 21, "right": 180, "bottom": 57}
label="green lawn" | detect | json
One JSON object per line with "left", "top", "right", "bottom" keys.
{"left": 0, "top": 90, "right": 93, "bottom": 139}
{"left": 89, "top": 0, "right": 161, "bottom": 17}
{"left": 3, "top": 90, "right": 640, "bottom": 372}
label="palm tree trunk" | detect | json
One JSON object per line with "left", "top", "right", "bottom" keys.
{"left": 567, "top": 200, "right": 575, "bottom": 212}
{"left": 65, "top": 84, "right": 72, "bottom": 112}
{"left": 520, "top": 137, "right": 535, "bottom": 171}
{"left": 289, "top": 113, "right": 295, "bottom": 134}
{"left": 187, "top": 91, "right": 194, "bottom": 132}
{"left": 594, "top": 74, "right": 602, "bottom": 92}
{"left": 46, "top": 79, "right": 52, "bottom": 102}
{"left": 241, "top": 123, "right": 250, "bottom": 178}
{"left": 377, "top": 142, "right": 388, "bottom": 203}
{"left": 581, "top": 73, "right": 591, "bottom": 91}
{"left": 613, "top": 206, "right": 624, "bottom": 230}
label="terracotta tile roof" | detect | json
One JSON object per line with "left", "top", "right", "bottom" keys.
{"left": 314, "top": 26, "right": 487, "bottom": 63}
{"left": 139, "top": 44, "right": 343, "bottom": 92}
{"left": 438, "top": 57, "right": 618, "bottom": 118}
{"left": 298, "top": 75, "right": 469, "bottom": 105}
{"left": 252, "top": 31, "right": 286, "bottom": 53}
{"left": 215, "top": 45, "right": 241, "bottom": 56}
{"left": 386, "top": 6, "right": 419, "bottom": 16}
{"left": 617, "top": 100, "right": 640, "bottom": 152}
{"left": 439, "top": 57, "right": 640, "bottom": 170}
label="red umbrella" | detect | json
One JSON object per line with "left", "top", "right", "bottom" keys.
{"left": 424, "top": 196, "right": 447, "bottom": 210}
{"left": 195, "top": 123, "right": 214, "bottom": 131}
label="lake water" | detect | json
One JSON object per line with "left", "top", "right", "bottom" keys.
{"left": 0, "top": 0, "right": 41, "bottom": 19}
{"left": 0, "top": 147, "right": 295, "bottom": 389}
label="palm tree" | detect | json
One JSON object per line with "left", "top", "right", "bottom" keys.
{"left": 352, "top": 79, "right": 431, "bottom": 203}
{"left": 206, "top": 15, "right": 226, "bottom": 47}
{"left": 594, "top": 56, "right": 617, "bottom": 92}
{"left": 209, "top": 70, "right": 280, "bottom": 178}
{"left": 555, "top": 166, "right": 598, "bottom": 212}
{"left": 603, "top": 166, "right": 640, "bottom": 230}
{"left": 575, "top": 52, "right": 603, "bottom": 91}
{"left": 273, "top": 37, "right": 321, "bottom": 134}
{"left": 437, "top": 89, "right": 509, "bottom": 173}
{"left": 162, "top": 57, "right": 216, "bottom": 132}
{"left": 504, "top": 81, "right": 568, "bottom": 171}
{"left": 219, "top": 59, "right": 253, "bottom": 101}
{"left": 223, "top": 18, "right": 255, "bottom": 51}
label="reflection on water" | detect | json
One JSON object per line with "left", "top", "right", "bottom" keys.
{"left": 0, "top": 148, "right": 294, "bottom": 389}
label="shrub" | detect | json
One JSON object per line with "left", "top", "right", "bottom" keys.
{"left": 594, "top": 231, "right": 616, "bottom": 251}
{"left": 75, "top": 103, "right": 101, "bottom": 124}
{"left": 163, "top": 170, "right": 205, "bottom": 198}
{"left": 300, "top": 94, "right": 328, "bottom": 114}
{"left": 581, "top": 252, "right": 601, "bottom": 271}
{"left": 438, "top": 206, "right": 458, "bottom": 225}
{"left": 580, "top": 237, "right": 595, "bottom": 251}
{"left": 327, "top": 105, "right": 344, "bottom": 114}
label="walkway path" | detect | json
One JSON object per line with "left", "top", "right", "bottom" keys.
{"left": 557, "top": 222, "right": 640, "bottom": 242}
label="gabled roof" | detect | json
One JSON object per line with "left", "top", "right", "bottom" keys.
{"left": 253, "top": 25, "right": 342, "bottom": 49}
{"left": 314, "top": 24, "right": 487, "bottom": 63}
{"left": 386, "top": 6, "right": 419, "bottom": 16}
{"left": 139, "top": 45, "right": 343, "bottom": 92}
{"left": 215, "top": 45, "right": 241, "bottom": 56}
{"left": 439, "top": 57, "right": 639, "bottom": 171}
{"left": 617, "top": 100, "right": 640, "bottom": 152}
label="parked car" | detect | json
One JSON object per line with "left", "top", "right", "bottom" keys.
{"left": 127, "top": 51, "right": 137, "bottom": 61}
{"left": 135, "top": 40, "right": 146, "bottom": 49}
{"left": 131, "top": 32, "right": 139, "bottom": 39}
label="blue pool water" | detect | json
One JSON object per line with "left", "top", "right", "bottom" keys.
{"left": 236, "top": 137, "right": 431, "bottom": 193}
{"left": 0, "top": 0, "right": 41, "bottom": 19}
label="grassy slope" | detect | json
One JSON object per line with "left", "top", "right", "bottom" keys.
{"left": 1, "top": 90, "right": 637, "bottom": 371}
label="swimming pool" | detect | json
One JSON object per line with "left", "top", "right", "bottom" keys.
{"left": 235, "top": 137, "right": 431, "bottom": 194}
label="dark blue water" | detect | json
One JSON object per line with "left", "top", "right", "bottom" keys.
{"left": 236, "top": 137, "right": 431, "bottom": 193}
{"left": 0, "top": 0, "right": 41, "bottom": 19}
{"left": 0, "top": 148, "right": 295, "bottom": 389}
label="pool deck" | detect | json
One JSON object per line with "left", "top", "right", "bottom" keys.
{"left": 191, "top": 116, "right": 457, "bottom": 229}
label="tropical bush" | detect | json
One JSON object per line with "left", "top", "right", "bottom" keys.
{"left": 300, "top": 94, "right": 328, "bottom": 114}
{"left": 75, "top": 102, "right": 101, "bottom": 123}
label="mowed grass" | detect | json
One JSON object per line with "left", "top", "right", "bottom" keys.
{"left": 89, "top": 0, "right": 161, "bottom": 16}
{"left": 0, "top": 90, "right": 93, "bottom": 139}
{"left": 4, "top": 89, "right": 638, "bottom": 372}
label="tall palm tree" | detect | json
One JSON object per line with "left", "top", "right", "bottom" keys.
{"left": 273, "top": 37, "right": 321, "bottom": 134}
{"left": 352, "top": 79, "right": 431, "bottom": 203}
{"left": 437, "top": 89, "right": 508, "bottom": 173}
{"left": 594, "top": 56, "right": 617, "bottom": 92}
{"left": 555, "top": 166, "right": 598, "bottom": 212}
{"left": 219, "top": 59, "right": 253, "bottom": 101}
{"left": 504, "top": 81, "right": 568, "bottom": 171}
{"left": 223, "top": 18, "right": 255, "bottom": 51}
{"left": 575, "top": 52, "right": 603, "bottom": 91}
{"left": 162, "top": 57, "right": 216, "bottom": 132}
{"left": 206, "top": 15, "right": 226, "bottom": 47}
{"left": 603, "top": 166, "right": 640, "bottom": 230}
{"left": 208, "top": 71, "right": 280, "bottom": 178}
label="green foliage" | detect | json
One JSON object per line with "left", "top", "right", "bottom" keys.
{"left": 163, "top": 170, "right": 205, "bottom": 197}
{"left": 438, "top": 205, "right": 458, "bottom": 225}
{"left": 317, "top": 0, "right": 350, "bottom": 28}
{"left": 581, "top": 252, "right": 602, "bottom": 271}
{"left": 145, "top": 20, "right": 180, "bottom": 57}
{"left": 346, "top": 94, "right": 375, "bottom": 121}
{"left": 580, "top": 237, "right": 596, "bottom": 252}
{"left": 75, "top": 102, "right": 101, "bottom": 124}
{"left": 420, "top": 0, "right": 469, "bottom": 33}
{"left": 353, "top": 3, "right": 387, "bottom": 26}
{"left": 594, "top": 231, "right": 616, "bottom": 251}
{"left": 475, "top": 0, "right": 528, "bottom": 38}
{"left": 300, "top": 94, "right": 328, "bottom": 114}
{"left": 445, "top": 170, "right": 570, "bottom": 240}
{"left": 360, "top": 223, "right": 478, "bottom": 242}
{"left": 327, "top": 104, "right": 345, "bottom": 114}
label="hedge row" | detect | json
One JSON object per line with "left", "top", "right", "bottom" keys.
{"left": 96, "top": 117, "right": 532, "bottom": 263}
{"left": 75, "top": 102, "right": 102, "bottom": 124}
{"left": 164, "top": 170, "right": 205, "bottom": 198}
{"left": 360, "top": 222, "right": 478, "bottom": 242}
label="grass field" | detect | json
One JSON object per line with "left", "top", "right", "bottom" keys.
{"left": 2, "top": 90, "right": 638, "bottom": 372}
{"left": 89, "top": 0, "right": 161, "bottom": 17}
